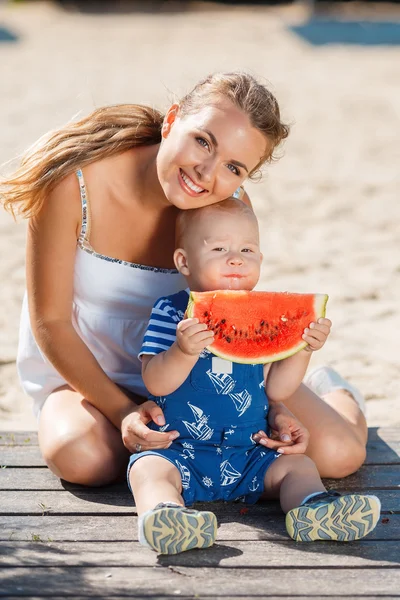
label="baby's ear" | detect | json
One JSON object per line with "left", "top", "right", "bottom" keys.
{"left": 174, "top": 248, "right": 190, "bottom": 276}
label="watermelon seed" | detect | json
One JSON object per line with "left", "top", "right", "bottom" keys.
{"left": 226, "top": 337, "right": 231, "bottom": 343}
{"left": 221, "top": 319, "right": 226, "bottom": 324}
{"left": 260, "top": 320, "right": 265, "bottom": 326}
{"left": 204, "top": 312, "right": 209, "bottom": 317}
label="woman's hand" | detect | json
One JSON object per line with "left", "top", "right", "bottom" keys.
{"left": 253, "top": 402, "right": 309, "bottom": 454}
{"left": 120, "top": 400, "right": 179, "bottom": 453}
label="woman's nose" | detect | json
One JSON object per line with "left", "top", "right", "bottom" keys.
{"left": 194, "top": 157, "right": 217, "bottom": 183}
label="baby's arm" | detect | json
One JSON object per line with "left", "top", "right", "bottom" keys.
{"left": 265, "top": 318, "right": 332, "bottom": 403}
{"left": 142, "top": 318, "right": 214, "bottom": 397}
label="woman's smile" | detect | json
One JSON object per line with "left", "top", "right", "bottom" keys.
{"left": 178, "top": 168, "right": 208, "bottom": 196}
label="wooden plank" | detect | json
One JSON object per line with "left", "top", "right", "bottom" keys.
{"left": 0, "top": 446, "right": 45, "bottom": 466}
{"left": 1, "top": 567, "right": 400, "bottom": 596}
{"left": 2, "top": 514, "right": 400, "bottom": 542}
{"left": 368, "top": 428, "right": 400, "bottom": 442}
{"left": 0, "top": 468, "right": 126, "bottom": 491}
{"left": 0, "top": 429, "right": 400, "bottom": 467}
{"left": 0, "top": 490, "right": 136, "bottom": 514}
{"left": 0, "top": 431, "right": 38, "bottom": 446}
{"left": 0, "top": 540, "right": 399, "bottom": 568}
{"left": 323, "top": 465, "right": 400, "bottom": 490}
{"left": 0, "top": 427, "right": 397, "bottom": 446}
{"left": 366, "top": 441, "right": 400, "bottom": 464}
{"left": 2, "top": 464, "right": 399, "bottom": 491}
{"left": 0, "top": 489, "right": 398, "bottom": 515}
{"left": 5, "top": 598, "right": 400, "bottom": 600}
{"left": 2, "top": 440, "right": 399, "bottom": 467}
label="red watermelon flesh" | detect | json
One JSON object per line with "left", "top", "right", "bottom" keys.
{"left": 187, "top": 290, "right": 328, "bottom": 364}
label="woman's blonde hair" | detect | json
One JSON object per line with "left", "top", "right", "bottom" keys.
{"left": 1, "top": 72, "right": 289, "bottom": 218}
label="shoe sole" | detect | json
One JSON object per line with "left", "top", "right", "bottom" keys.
{"left": 286, "top": 494, "right": 381, "bottom": 542}
{"left": 142, "top": 506, "right": 217, "bottom": 554}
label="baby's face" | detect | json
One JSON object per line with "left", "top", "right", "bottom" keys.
{"left": 179, "top": 210, "right": 262, "bottom": 292}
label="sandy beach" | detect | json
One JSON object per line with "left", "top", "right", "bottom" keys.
{"left": 0, "top": 0, "right": 399, "bottom": 431}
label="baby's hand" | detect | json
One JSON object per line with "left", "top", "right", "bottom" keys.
{"left": 302, "top": 317, "right": 332, "bottom": 352}
{"left": 176, "top": 318, "right": 214, "bottom": 357}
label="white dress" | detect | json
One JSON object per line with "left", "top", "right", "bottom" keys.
{"left": 17, "top": 169, "right": 186, "bottom": 418}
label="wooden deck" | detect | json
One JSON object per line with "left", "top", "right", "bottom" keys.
{"left": 0, "top": 428, "right": 399, "bottom": 599}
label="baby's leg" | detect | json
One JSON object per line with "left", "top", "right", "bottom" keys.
{"left": 263, "top": 455, "right": 380, "bottom": 542}
{"left": 129, "top": 455, "right": 183, "bottom": 514}
{"left": 263, "top": 454, "right": 325, "bottom": 513}
{"left": 129, "top": 455, "right": 217, "bottom": 554}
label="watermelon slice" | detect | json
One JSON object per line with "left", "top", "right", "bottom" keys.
{"left": 186, "top": 290, "right": 328, "bottom": 364}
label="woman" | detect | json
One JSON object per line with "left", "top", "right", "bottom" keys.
{"left": 1, "top": 72, "right": 367, "bottom": 486}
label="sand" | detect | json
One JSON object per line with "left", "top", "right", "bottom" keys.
{"left": 0, "top": 1, "right": 399, "bottom": 430}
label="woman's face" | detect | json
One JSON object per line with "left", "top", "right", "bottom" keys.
{"left": 156, "top": 98, "right": 267, "bottom": 210}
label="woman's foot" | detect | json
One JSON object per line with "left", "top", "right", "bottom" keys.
{"left": 304, "top": 366, "right": 367, "bottom": 416}
{"left": 286, "top": 491, "right": 381, "bottom": 542}
{"left": 139, "top": 502, "right": 217, "bottom": 554}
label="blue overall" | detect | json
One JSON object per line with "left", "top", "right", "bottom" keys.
{"left": 128, "top": 289, "right": 281, "bottom": 505}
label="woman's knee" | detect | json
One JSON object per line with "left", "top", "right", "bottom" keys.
{"left": 311, "top": 433, "right": 367, "bottom": 479}
{"left": 40, "top": 429, "right": 125, "bottom": 486}
{"left": 39, "top": 392, "right": 128, "bottom": 486}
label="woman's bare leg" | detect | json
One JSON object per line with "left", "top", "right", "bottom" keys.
{"left": 283, "top": 383, "right": 368, "bottom": 479}
{"left": 39, "top": 386, "right": 131, "bottom": 486}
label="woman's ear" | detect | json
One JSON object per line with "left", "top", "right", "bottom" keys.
{"left": 174, "top": 248, "right": 190, "bottom": 276}
{"left": 162, "top": 103, "right": 180, "bottom": 139}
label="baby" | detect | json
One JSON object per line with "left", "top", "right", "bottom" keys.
{"left": 128, "top": 197, "right": 380, "bottom": 554}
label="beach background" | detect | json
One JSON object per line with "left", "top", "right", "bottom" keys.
{"left": 0, "top": 0, "right": 398, "bottom": 431}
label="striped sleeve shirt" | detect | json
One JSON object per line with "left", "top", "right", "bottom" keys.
{"left": 139, "top": 288, "right": 190, "bottom": 359}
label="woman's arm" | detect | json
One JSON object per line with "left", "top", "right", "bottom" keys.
{"left": 27, "top": 174, "right": 140, "bottom": 428}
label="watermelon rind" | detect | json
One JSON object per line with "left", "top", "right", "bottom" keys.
{"left": 187, "top": 291, "right": 328, "bottom": 365}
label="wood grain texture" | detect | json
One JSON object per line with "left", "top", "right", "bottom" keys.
{"left": 1, "top": 428, "right": 399, "bottom": 598}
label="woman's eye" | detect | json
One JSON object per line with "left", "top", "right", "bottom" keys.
{"left": 196, "top": 137, "right": 210, "bottom": 150}
{"left": 227, "top": 164, "right": 240, "bottom": 176}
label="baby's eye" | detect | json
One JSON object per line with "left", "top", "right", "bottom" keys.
{"left": 196, "top": 137, "right": 210, "bottom": 150}
{"left": 227, "top": 164, "right": 240, "bottom": 176}
{"left": 241, "top": 248, "right": 253, "bottom": 253}
{"left": 213, "top": 247, "right": 225, "bottom": 252}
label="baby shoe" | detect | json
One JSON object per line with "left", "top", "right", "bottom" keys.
{"left": 286, "top": 490, "right": 381, "bottom": 542}
{"left": 139, "top": 502, "right": 217, "bottom": 554}
{"left": 304, "top": 366, "right": 367, "bottom": 416}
